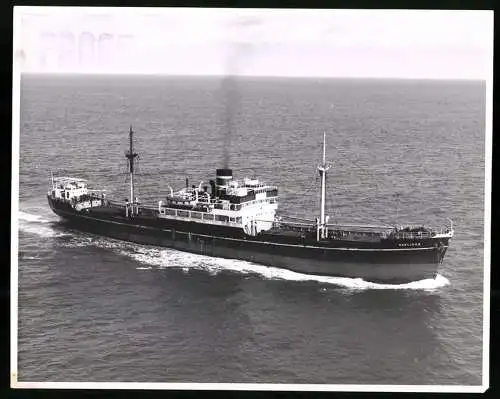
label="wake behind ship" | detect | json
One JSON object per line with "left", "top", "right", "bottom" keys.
{"left": 47, "top": 126, "right": 454, "bottom": 284}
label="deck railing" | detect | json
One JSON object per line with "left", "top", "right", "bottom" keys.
{"left": 107, "top": 200, "right": 126, "bottom": 209}
{"left": 101, "top": 200, "right": 453, "bottom": 239}
{"left": 158, "top": 207, "right": 243, "bottom": 227}
{"left": 390, "top": 231, "right": 434, "bottom": 239}
{"left": 389, "top": 227, "right": 452, "bottom": 240}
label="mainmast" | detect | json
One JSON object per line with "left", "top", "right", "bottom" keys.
{"left": 125, "top": 125, "right": 138, "bottom": 215}
{"left": 317, "top": 132, "right": 331, "bottom": 240}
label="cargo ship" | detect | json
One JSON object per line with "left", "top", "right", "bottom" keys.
{"left": 47, "top": 126, "right": 454, "bottom": 283}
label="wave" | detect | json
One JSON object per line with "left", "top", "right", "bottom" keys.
{"left": 62, "top": 234, "right": 450, "bottom": 291}
{"left": 19, "top": 223, "right": 70, "bottom": 239}
{"left": 17, "top": 210, "right": 70, "bottom": 238}
{"left": 130, "top": 246, "right": 450, "bottom": 291}
{"left": 20, "top": 255, "right": 39, "bottom": 260}
{"left": 18, "top": 210, "right": 52, "bottom": 224}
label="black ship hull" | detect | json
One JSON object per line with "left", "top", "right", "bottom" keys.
{"left": 48, "top": 198, "right": 448, "bottom": 284}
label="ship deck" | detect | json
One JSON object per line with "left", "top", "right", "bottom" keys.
{"left": 87, "top": 203, "right": 159, "bottom": 218}
{"left": 70, "top": 204, "right": 377, "bottom": 241}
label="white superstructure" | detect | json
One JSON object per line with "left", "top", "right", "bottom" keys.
{"left": 48, "top": 175, "right": 105, "bottom": 211}
{"left": 158, "top": 170, "right": 279, "bottom": 235}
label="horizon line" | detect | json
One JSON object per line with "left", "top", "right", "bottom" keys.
{"left": 19, "top": 71, "right": 486, "bottom": 82}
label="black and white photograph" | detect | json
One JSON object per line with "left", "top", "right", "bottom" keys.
{"left": 11, "top": 6, "right": 492, "bottom": 392}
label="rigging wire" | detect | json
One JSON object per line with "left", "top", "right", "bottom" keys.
{"left": 118, "top": 123, "right": 412, "bottom": 227}
{"left": 310, "top": 132, "right": 408, "bottom": 226}
{"left": 332, "top": 144, "right": 404, "bottom": 219}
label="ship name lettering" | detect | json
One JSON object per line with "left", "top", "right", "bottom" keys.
{"left": 398, "top": 242, "right": 422, "bottom": 247}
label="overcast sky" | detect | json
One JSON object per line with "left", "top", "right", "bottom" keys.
{"left": 14, "top": 7, "right": 493, "bottom": 79}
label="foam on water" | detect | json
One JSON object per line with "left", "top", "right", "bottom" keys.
{"left": 19, "top": 224, "right": 70, "bottom": 238}
{"left": 61, "top": 231, "right": 450, "bottom": 291}
{"left": 18, "top": 210, "right": 52, "bottom": 224}
{"left": 17, "top": 211, "right": 70, "bottom": 238}
{"left": 128, "top": 246, "right": 450, "bottom": 291}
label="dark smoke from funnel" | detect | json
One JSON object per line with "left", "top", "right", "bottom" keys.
{"left": 220, "top": 21, "right": 256, "bottom": 168}
{"left": 221, "top": 72, "right": 239, "bottom": 169}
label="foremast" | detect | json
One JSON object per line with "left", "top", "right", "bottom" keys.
{"left": 125, "top": 125, "right": 138, "bottom": 216}
{"left": 317, "top": 132, "right": 331, "bottom": 240}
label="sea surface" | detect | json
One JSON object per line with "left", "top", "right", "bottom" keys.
{"left": 16, "top": 74, "right": 486, "bottom": 385}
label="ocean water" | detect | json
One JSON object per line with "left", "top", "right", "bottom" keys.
{"left": 16, "top": 74, "right": 486, "bottom": 385}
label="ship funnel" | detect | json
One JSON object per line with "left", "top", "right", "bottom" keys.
{"left": 216, "top": 168, "right": 233, "bottom": 188}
